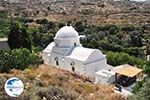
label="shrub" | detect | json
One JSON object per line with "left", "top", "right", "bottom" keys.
{"left": 128, "top": 78, "right": 150, "bottom": 100}
{"left": 106, "top": 51, "right": 143, "bottom": 66}
{"left": 0, "top": 48, "right": 41, "bottom": 73}
{"left": 36, "top": 19, "right": 49, "bottom": 25}
{"left": 37, "top": 86, "right": 79, "bottom": 100}
{"left": 8, "top": 22, "right": 31, "bottom": 51}
{"left": 75, "top": 21, "right": 85, "bottom": 32}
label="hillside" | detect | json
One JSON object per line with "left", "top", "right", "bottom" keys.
{"left": 0, "top": 0, "right": 150, "bottom": 99}
{"left": 0, "top": 64, "right": 124, "bottom": 100}
{"left": 0, "top": 0, "right": 150, "bottom": 26}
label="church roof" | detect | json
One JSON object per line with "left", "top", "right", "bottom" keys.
{"left": 67, "top": 47, "right": 105, "bottom": 62}
{"left": 43, "top": 42, "right": 54, "bottom": 53}
{"left": 55, "top": 26, "right": 79, "bottom": 38}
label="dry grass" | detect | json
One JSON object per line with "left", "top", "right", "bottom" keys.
{"left": 0, "top": 64, "right": 125, "bottom": 100}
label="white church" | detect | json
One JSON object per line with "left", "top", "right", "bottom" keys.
{"left": 42, "top": 25, "right": 113, "bottom": 80}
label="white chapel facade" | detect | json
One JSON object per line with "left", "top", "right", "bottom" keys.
{"left": 42, "top": 26, "right": 112, "bottom": 79}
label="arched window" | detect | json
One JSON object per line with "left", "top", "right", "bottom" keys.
{"left": 72, "top": 67, "right": 75, "bottom": 72}
{"left": 74, "top": 42, "right": 77, "bottom": 46}
{"left": 55, "top": 57, "right": 59, "bottom": 66}
{"left": 70, "top": 61, "right": 75, "bottom": 72}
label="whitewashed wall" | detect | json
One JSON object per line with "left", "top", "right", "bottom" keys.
{"left": 84, "top": 59, "right": 108, "bottom": 78}
{"left": 54, "top": 37, "right": 80, "bottom": 48}
{"left": 0, "top": 41, "right": 9, "bottom": 51}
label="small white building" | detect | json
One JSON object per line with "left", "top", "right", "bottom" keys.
{"left": 42, "top": 26, "right": 112, "bottom": 79}
{"left": 0, "top": 38, "right": 9, "bottom": 51}
{"left": 95, "top": 70, "right": 115, "bottom": 84}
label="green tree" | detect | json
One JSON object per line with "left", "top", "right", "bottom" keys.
{"left": 75, "top": 21, "right": 85, "bottom": 32}
{"left": 144, "top": 61, "right": 150, "bottom": 76}
{"left": 109, "top": 26, "right": 118, "bottom": 35}
{"left": 47, "top": 21, "right": 56, "bottom": 29}
{"left": 8, "top": 22, "right": 31, "bottom": 51}
{"left": 124, "top": 47, "right": 144, "bottom": 58}
{"left": 11, "top": 48, "right": 31, "bottom": 69}
{"left": 0, "top": 13, "right": 9, "bottom": 38}
{"left": 36, "top": 19, "right": 49, "bottom": 25}
{"left": 130, "top": 31, "right": 143, "bottom": 47}
{"left": 0, "top": 51, "right": 13, "bottom": 72}
{"left": 106, "top": 51, "right": 118, "bottom": 66}
{"left": 128, "top": 78, "right": 150, "bottom": 100}
{"left": 58, "top": 23, "right": 65, "bottom": 28}
{"left": 89, "top": 39, "right": 99, "bottom": 48}
{"left": 32, "top": 30, "right": 54, "bottom": 48}
{"left": 106, "top": 51, "right": 139, "bottom": 66}
{"left": 0, "top": 48, "right": 41, "bottom": 73}
{"left": 32, "top": 30, "right": 42, "bottom": 46}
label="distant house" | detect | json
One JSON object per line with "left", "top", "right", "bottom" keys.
{"left": 0, "top": 38, "right": 10, "bottom": 51}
